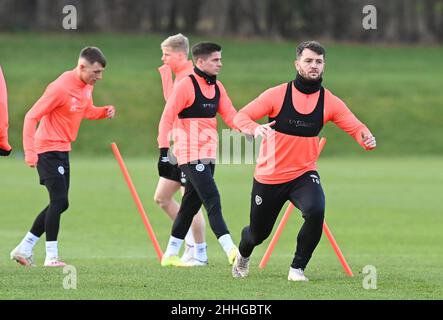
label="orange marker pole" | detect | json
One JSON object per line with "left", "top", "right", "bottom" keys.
{"left": 322, "top": 222, "right": 354, "bottom": 276}
{"left": 111, "top": 142, "right": 163, "bottom": 261}
{"left": 259, "top": 138, "right": 327, "bottom": 269}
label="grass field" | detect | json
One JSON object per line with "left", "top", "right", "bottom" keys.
{"left": 0, "top": 155, "right": 442, "bottom": 300}
{"left": 1, "top": 32, "right": 442, "bottom": 301}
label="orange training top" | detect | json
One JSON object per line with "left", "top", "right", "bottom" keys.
{"left": 234, "top": 82, "right": 373, "bottom": 184}
{"left": 0, "top": 66, "right": 11, "bottom": 150}
{"left": 158, "top": 60, "right": 194, "bottom": 102}
{"left": 157, "top": 70, "right": 237, "bottom": 165}
{"left": 23, "top": 69, "right": 109, "bottom": 157}
{"left": 158, "top": 60, "right": 194, "bottom": 157}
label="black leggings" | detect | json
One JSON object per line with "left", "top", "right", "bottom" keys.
{"left": 172, "top": 160, "right": 230, "bottom": 239}
{"left": 30, "top": 177, "right": 70, "bottom": 241}
{"left": 239, "top": 171, "right": 325, "bottom": 270}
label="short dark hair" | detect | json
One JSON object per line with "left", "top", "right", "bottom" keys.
{"left": 191, "top": 42, "right": 221, "bottom": 63}
{"left": 79, "top": 47, "right": 107, "bottom": 67}
{"left": 296, "top": 41, "right": 325, "bottom": 60}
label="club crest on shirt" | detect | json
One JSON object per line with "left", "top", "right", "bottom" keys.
{"left": 70, "top": 97, "right": 80, "bottom": 112}
{"left": 255, "top": 195, "right": 262, "bottom": 205}
{"left": 85, "top": 89, "right": 92, "bottom": 99}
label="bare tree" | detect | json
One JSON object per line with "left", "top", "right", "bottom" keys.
{"left": 1, "top": 0, "right": 442, "bottom": 43}
{"left": 35, "top": 0, "right": 54, "bottom": 30}
{"left": 226, "top": 0, "right": 264, "bottom": 36}
{"left": 266, "top": 0, "right": 297, "bottom": 39}
{"left": 167, "top": 0, "right": 178, "bottom": 32}
{"left": 204, "top": 0, "right": 230, "bottom": 36}
{"left": 181, "top": 0, "right": 202, "bottom": 33}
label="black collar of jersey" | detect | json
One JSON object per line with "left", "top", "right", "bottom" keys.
{"left": 294, "top": 72, "right": 323, "bottom": 94}
{"left": 194, "top": 67, "right": 217, "bottom": 85}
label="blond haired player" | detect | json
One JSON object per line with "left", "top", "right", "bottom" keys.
{"left": 155, "top": 34, "right": 207, "bottom": 265}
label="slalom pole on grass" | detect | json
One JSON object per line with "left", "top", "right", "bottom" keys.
{"left": 322, "top": 222, "right": 354, "bottom": 276}
{"left": 111, "top": 142, "right": 163, "bottom": 261}
{"left": 258, "top": 203, "right": 294, "bottom": 269}
{"left": 259, "top": 138, "right": 353, "bottom": 276}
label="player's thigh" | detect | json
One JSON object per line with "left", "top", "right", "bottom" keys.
{"left": 288, "top": 172, "right": 325, "bottom": 215}
{"left": 155, "top": 177, "right": 181, "bottom": 199}
{"left": 181, "top": 163, "right": 219, "bottom": 202}
{"left": 249, "top": 179, "right": 288, "bottom": 237}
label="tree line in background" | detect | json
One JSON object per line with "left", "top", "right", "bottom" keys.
{"left": 1, "top": 0, "right": 442, "bottom": 43}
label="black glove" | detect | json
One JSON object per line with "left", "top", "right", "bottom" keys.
{"left": 158, "top": 148, "right": 173, "bottom": 177}
{"left": 0, "top": 148, "right": 11, "bottom": 156}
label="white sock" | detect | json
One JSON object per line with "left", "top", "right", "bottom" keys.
{"left": 164, "top": 236, "right": 184, "bottom": 257}
{"left": 194, "top": 242, "right": 207, "bottom": 262}
{"left": 45, "top": 241, "right": 58, "bottom": 260}
{"left": 218, "top": 234, "right": 235, "bottom": 254}
{"left": 18, "top": 232, "right": 40, "bottom": 256}
{"left": 184, "top": 229, "right": 195, "bottom": 247}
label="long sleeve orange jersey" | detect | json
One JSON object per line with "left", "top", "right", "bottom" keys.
{"left": 234, "top": 83, "right": 373, "bottom": 184}
{"left": 23, "top": 69, "right": 109, "bottom": 157}
{"left": 157, "top": 70, "right": 237, "bottom": 165}
{"left": 158, "top": 60, "right": 194, "bottom": 102}
{"left": 0, "top": 65, "right": 11, "bottom": 150}
{"left": 158, "top": 60, "right": 194, "bottom": 152}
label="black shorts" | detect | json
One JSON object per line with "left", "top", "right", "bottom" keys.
{"left": 250, "top": 170, "right": 325, "bottom": 223}
{"left": 161, "top": 163, "right": 187, "bottom": 187}
{"left": 36, "top": 151, "right": 70, "bottom": 185}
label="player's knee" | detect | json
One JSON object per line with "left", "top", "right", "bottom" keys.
{"left": 61, "top": 198, "right": 69, "bottom": 212}
{"left": 303, "top": 203, "right": 325, "bottom": 221}
{"left": 52, "top": 197, "right": 69, "bottom": 214}
{"left": 193, "top": 211, "right": 206, "bottom": 226}
{"left": 154, "top": 194, "right": 171, "bottom": 209}
{"left": 203, "top": 192, "right": 221, "bottom": 215}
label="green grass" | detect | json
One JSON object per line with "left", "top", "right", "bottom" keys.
{"left": 0, "top": 156, "right": 442, "bottom": 299}
{"left": 1, "top": 32, "right": 442, "bottom": 300}
{"left": 0, "top": 32, "right": 442, "bottom": 156}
